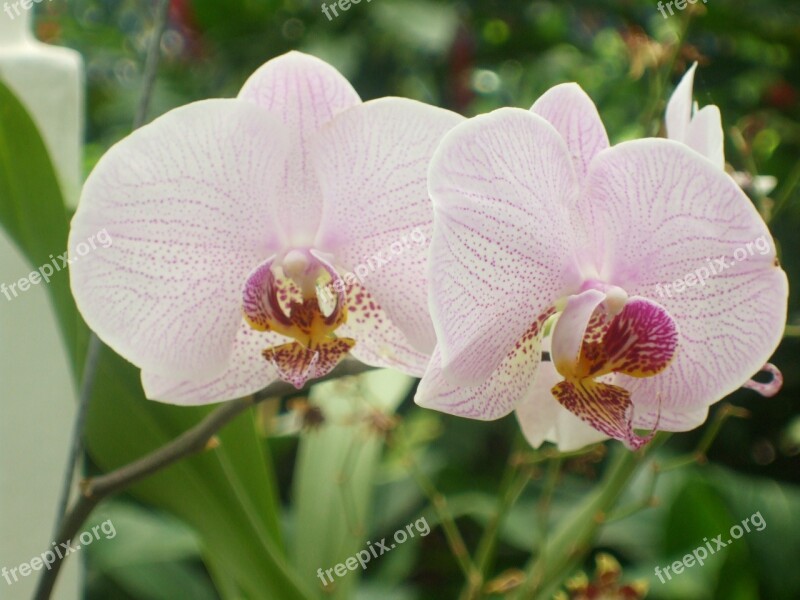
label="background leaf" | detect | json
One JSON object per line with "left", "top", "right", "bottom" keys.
{"left": 291, "top": 370, "right": 414, "bottom": 598}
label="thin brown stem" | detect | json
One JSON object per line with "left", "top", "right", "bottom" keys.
{"left": 33, "top": 360, "right": 374, "bottom": 600}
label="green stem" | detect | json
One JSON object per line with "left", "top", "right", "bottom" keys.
{"left": 405, "top": 455, "right": 481, "bottom": 588}
{"left": 527, "top": 456, "right": 564, "bottom": 595}
{"left": 460, "top": 438, "right": 532, "bottom": 600}
{"left": 514, "top": 434, "right": 670, "bottom": 599}
{"left": 770, "top": 156, "right": 800, "bottom": 222}
{"left": 34, "top": 360, "right": 373, "bottom": 600}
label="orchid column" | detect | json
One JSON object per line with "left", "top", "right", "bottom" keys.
{"left": 0, "top": 8, "right": 83, "bottom": 600}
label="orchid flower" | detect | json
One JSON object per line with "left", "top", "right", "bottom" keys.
{"left": 417, "top": 83, "right": 788, "bottom": 450}
{"left": 69, "top": 51, "right": 463, "bottom": 405}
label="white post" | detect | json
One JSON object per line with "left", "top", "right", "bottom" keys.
{"left": 0, "top": 7, "right": 83, "bottom": 600}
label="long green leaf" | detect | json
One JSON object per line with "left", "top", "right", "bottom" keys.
{"left": 0, "top": 80, "right": 81, "bottom": 365}
{"left": 292, "top": 370, "right": 413, "bottom": 598}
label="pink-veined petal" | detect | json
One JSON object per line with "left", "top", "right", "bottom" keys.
{"left": 530, "top": 82, "right": 609, "bottom": 182}
{"left": 416, "top": 315, "right": 551, "bottom": 420}
{"left": 547, "top": 404, "right": 610, "bottom": 451}
{"left": 515, "top": 329, "right": 606, "bottom": 450}
{"left": 69, "top": 99, "right": 290, "bottom": 381}
{"left": 631, "top": 403, "right": 709, "bottom": 433}
{"left": 742, "top": 363, "right": 783, "bottom": 397}
{"left": 242, "top": 256, "right": 293, "bottom": 331}
{"left": 313, "top": 97, "right": 464, "bottom": 353}
{"left": 514, "top": 354, "right": 609, "bottom": 452}
{"left": 551, "top": 289, "right": 606, "bottom": 376}
{"left": 665, "top": 62, "right": 698, "bottom": 143}
{"left": 428, "top": 108, "right": 581, "bottom": 384}
{"left": 551, "top": 379, "right": 654, "bottom": 450}
{"left": 263, "top": 337, "right": 355, "bottom": 389}
{"left": 579, "top": 139, "right": 788, "bottom": 415}
{"left": 598, "top": 296, "right": 678, "bottom": 378}
{"left": 238, "top": 51, "right": 361, "bottom": 242}
{"left": 685, "top": 104, "right": 724, "bottom": 169}
{"left": 337, "top": 280, "right": 431, "bottom": 377}
{"left": 142, "top": 324, "right": 285, "bottom": 405}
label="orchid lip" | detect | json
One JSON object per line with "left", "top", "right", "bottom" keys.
{"left": 242, "top": 252, "right": 354, "bottom": 388}
{"left": 548, "top": 290, "right": 679, "bottom": 448}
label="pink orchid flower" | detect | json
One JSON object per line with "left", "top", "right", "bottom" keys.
{"left": 665, "top": 62, "right": 725, "bottom": 169}
{"left": 69, "top": 51, "right": 462, "bottom": 405}
{"left": 417, "top": 83, "right": 788, "bottom": 450}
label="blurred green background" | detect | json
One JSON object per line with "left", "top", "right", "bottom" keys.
{"left": 23, "top": 0, "right": 800, "bottom": 598}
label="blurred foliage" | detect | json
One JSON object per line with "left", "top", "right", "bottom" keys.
{"left": 23, "top": 0, "right": 800, "bottom": 598}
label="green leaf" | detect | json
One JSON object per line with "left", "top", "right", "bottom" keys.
{"left": 85, "top": 347, "right": 312, "bottom": 600}
{"left": 292, "top": 370, "right": 414, "bottom": 598}
{"left": 0, "top": 80, "right": 81, "bottom": 365}
{"left": 86, "top": 501, "right": 218, "bottom": 600}
{"left": 707, "top": 466, "right": 800, "bottom": 600}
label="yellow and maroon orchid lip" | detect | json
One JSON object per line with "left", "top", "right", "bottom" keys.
{"left": 242, "top": 250, "right": 355, "bottom": 389}
{"left": 550, "top": 289, "right": 678, "bottom": 449}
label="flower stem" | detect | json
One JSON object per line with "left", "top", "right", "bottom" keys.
{"left": 514, "top": 433, "right": 670, "bottom": 599}
{"left": 33, "top": 360, "right": 374, "bottom": 600}
{"left": 770, "top": 156, "right": 800, "bottom": 223}
{"left": 401, "top": 443, "right": 481, "bottom": 589}
{"left": 459, "top": 437, "right": 532, "bottom": 600}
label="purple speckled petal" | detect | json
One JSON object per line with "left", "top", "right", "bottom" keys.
{"left": 579, "top": 139, "right": 788, "bottom": 417}
{"left": 427, "top": 108, "right": 581, "bottom": 385}
{"left": 631, "top": 403, "right": 709, "bottom": 433}
{"left": 337, "top": 280, "right": 431, "bottom": 377}
{"left": 742, "top": 363, "right": 783, "bottom": 397}
{"left": 599, "top": 296, "right": 678, "bottom": 378}
{"left": 551, "top": 379, "right": 654, "bottom": 450}
{"left": 242, "top": 256, "right": 293, "bottom": 332}
{"left": 546, "top": 396, "right": 611, "bottom": 450}
{"left": 313, "top": 98, "right": 464, "bottom": 353}
{"left": 238, "top": 52, "right": 361, "bottom": 242}
{"left": 549, "top": 295, "right": 676, "bottom": 448}
{"left": 531, "top": 83, "right": 609, "bottom": 181}
{"left": 141, "top": 324, "right": 284, "bottom": 405}
{"left": 262, "top": 337, "right": 355, "bottom": 390}
{"left": 69, "top": 99, "right": 291, "bottom": 381}
{"left": 415, "top": 316, "right": 551, "bottom": 420}
{"left": 515, "top": 335, "right": 609, "bottom": 451}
